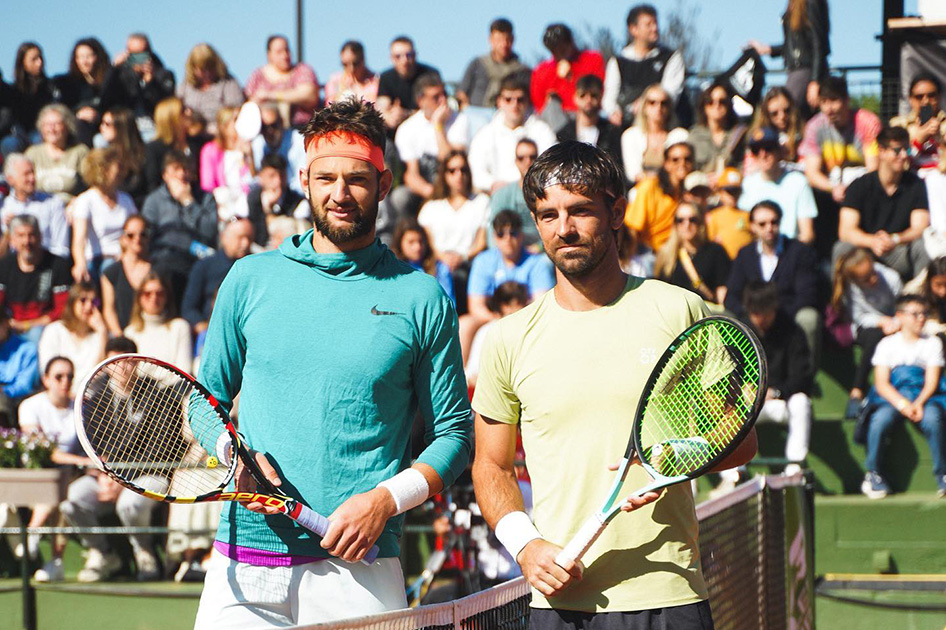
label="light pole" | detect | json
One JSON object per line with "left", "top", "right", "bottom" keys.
{"left": 296, "top": 0, "right": 304, "bottom": 63}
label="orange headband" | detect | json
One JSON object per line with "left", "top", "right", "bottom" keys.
{"left": 304, "top": 130, "right": 385, "bottom": 172}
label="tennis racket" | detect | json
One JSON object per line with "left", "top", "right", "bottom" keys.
{"left": 554, "top": 315, "right": 766, "bottom": 567}
{"left": 74, "top": 354, "right": 380, "bottom": 564}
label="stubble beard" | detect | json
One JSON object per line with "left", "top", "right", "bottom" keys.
{"left": 548, "top": 238, "right": 609, "bottom": 279}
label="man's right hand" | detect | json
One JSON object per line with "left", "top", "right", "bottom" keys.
{"left": 518, "top": 538, "right": 582, "bottom": 597}
{"left": 167, "top": 175, "right": 194, "bottom": 206}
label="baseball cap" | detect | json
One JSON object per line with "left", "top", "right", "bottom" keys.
{"left": 748, "top": 126, "right": 780, "bottom": 151}
{"left": 717, "top": 167, "right": 743, "bottom": 190}
{"left": 664, "top": 128, "right": 691, "bottom": 151}
{"left": 684, "top": 171, "right": 711, "bottom": 193}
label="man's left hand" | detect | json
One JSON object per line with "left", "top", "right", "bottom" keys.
{"left": 321, "top": 488, "right": 396, "bottom": 563}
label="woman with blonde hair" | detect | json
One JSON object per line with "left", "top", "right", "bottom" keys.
{"left": 24, "top": 103, "right": 90, "bottom": 203}
{"left": 653, "top": 201, "right": 731, "bottom": 306}
{"left": 200, "top": 106, "right": 254, "bottom": 222}
{"left": 38, "top": 283, "right": 108, "bottom": 393}
{"left": 744, "top": 87, "right": 803, "bottom": 173}
{"left": 144, "top": 96, "right": 204, "bottom": 191}
{"left": 123, "top": 271, "right": 192, "bottom": 370}
{"left": 620, "top": 83, "right": 684, "bottom": 182}
{"left": 177, "top": 43, "right": 243, "bottom": 135}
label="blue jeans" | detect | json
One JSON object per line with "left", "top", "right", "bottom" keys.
{"left": 865, "top": 402, "right": 946, "bottom": 477}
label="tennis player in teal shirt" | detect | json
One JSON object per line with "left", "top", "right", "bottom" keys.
{"left": 193, "top": 98, "right": 473, "bottom": 628}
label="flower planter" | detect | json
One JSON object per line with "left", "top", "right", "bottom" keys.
{"left": 0, "top": 468, "right": 69, "bottom": 506}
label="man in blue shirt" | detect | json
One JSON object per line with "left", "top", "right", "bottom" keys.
{"left": 0, "top": 313, "right": 38, "bottom": 426}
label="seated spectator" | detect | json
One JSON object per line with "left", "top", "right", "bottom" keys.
{"left": 836, "top": 126, "right": 930, "bottom": 281}
{"left": 71, "top": 147, "right": 138, "bottom": 282}
{"left": 4, "top": 43, "right": 54, "bottom": 155}
{"left": 143, "top": 97, "right": 202, "bottom": 193}
{"left": 52, "top": 38, "right": 111, "bottom": 144}
{"left": 38, "top": 282, "right": 107, "bottom": 393}
{"left": 248, "top": 153, "right": 305, "bottom": 248}
{"left": 250, "top": 101, "right": 306, "bottom": 196}
{"left": 177, "top": 43, "right": 243, "bottom": 136}
{"left": 323, "top": 41, "right": 379, "bottom": 105}
{"left": 376, "top": 36, "right": 439, "bottom": 131}
{"left": 98, "top": 33, "right": 175, "bottom": 133}
{"left": 0, "top": 215, "right": 71, "bottom": 344}
{"left": 200, "top": 106, "right": 254, "bottom": 222}
{"left": 603, "top": 4, "right": 686, "bottom": 128}
{"left": 456, "top": 18, "right": 530, "bottom": 109}
{"left": 181, "top": 218, "right": 253, "bottom": 333}
{"left": 391, "top": 73, "right": 471, "bottom": 218}
{"left": 245, "top": 35, "right": 319, "bottom": 128}
{"left": 391, "top": 218, "right": 454, "bottom": 303}
{"left": 530, "top": 23, "right": 605, "bottom": 117}
{"left": 831, "top": 248, "right": 903, "bottom": 417}
{"left": 914, "top": 257, "right": 946, "bottom": 340}
{"left": 653, "top": 201, "right": 730, "bottom": 306}
{"left": 890, "top": 72, "right": 945, "bottom": 175}
{"left": 468, "top": 75, "right": 557, "bottom": 194}
{"left": 142, "top": 150, "right": 217, "bottom": 308}
{"left": 123, "top": 272, "right": 192, "bottom": 370}
{"left": 861, "top": 294, "right": 946, "bottom": 498}
{"left": 718, "top": 281, "right": 812, "bottom": 494}
{"left": 264, "top": 215, "right": 303, "bottom": 250}
{"left": 556, "top": 75, "right": 622, "bottom": 167}
{"left": 418, "top": 150, "right": 489, "bottom": 275}
{"left": 744, "top": 87, "right": 803, "bottom": 173}
{"left": 0, "top": 312, "right": 40, "bottom": 427}
{"left": 689, "top": 82, "right": 747, "bottom": 175}
{"left": 706, "top": 167, "right": 753, "bottom": 258}
{"left": 59, "top": 335, "right": 163, "bottom": 582}
{"left": 617, "top": 224, "right": 654, "bottom": 277}
{"left": 459, "top": 210, "right": 555, "bottom": 359}
{"left": 486, "top": 138, "right": 540, "bottom": 251}
{"left": 620, "top": 83, "right": 684, "bottom": 183}
{"left": 0, "top": 153, "right": 70, "bottom": 258}
{"left": 101, "top": 215, "right": 152, "bottom": 336}
{"left": 739, "top": 126, "right": 818, "bottom": 243}
{"left": 25, "top": 104, "right": 90, "bottom": 204}
{"left": 625, "top": 133, "right": 694, "bottom": 251}
{"left": 18, "top": 356, "right": 87, "bottom": 581}
{"left": 465, "top": 281, "right": 529, "bottom": 388}
{"left": 97, "top": 107, "right": 148, "bottom": 206}
{"left": 725, "top": 200, "right": 821, "bottom": 365}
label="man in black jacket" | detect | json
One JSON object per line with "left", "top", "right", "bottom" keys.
{"left": 98, "top": 33, "right": 175, "bottom": 122}
{"left": 725, "top": 199, "right": 821, "bottom": 365}
{"left": 247, "top": 153, "right": 304, "bottom": 247}
{"left": 556, "top": 75, "right": 622, "bottom": 169}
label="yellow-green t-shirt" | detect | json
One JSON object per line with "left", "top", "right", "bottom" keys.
{"left": 472, "top": 276, "right": 710, "bottom": 613}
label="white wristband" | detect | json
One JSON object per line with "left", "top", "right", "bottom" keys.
{"left": 377, "top": 468, "right": 429, "bottom": 514}
{"left": 215, "top": 433, "right": 233, "bottom": 466}
{"left": 494, "top": 510, "right": 542, "bottom": 563}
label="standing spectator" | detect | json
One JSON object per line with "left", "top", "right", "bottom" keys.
{"left": 143, "top": 97, "right": 202, "bottom": 193}
{"left": 457, "top": 18, "right": 531, "bottom": 109}
{"left": 0, "top": 215, "right": 71, "bottom": 344}
{"left": 891, "top": 73, "right": 945, "bottom": 175}
{"left": 177, "top": 44, "right": 243, "bottom": 136}
{"left": 391, "top": 218, "right": 454, "bottom": 303}
{"left": 706, "top": 167, "right": 753, "bottom": 258}
{"left": 199, "top": 107, "right": 254, "bottom": 222}
{"left": 530, "top": 23, "right": 605, "bottom": 116}
{"left": 0, "top": 154, "right": 71, "bottom": 258}
{"left": 24, "top": 104, "right": 90, "bottom": 204}
{"left": 625, "top": 133, "right": 694, "bottom": 251}
{"left": 745, "top": 87, "right": 803, "bottom": 171}
{"left": 831, "top": 248, "right": 903, "bottom": 417}
{"left": 247, "top": 153, "right": 304, "bottom": 247}
{"left": 836, "top": 126, "right": 930, "bottom": 281}
{"left": 6, "top": 43, "right": 54, "bottom": 153}
{"left": 123, "top": 272, "right": 192, "bottom": 370}
{"left": 245, "top": 35, "right": 319, "bottom": 128}
{"left": 97, "top": 107, "right": 147, "bottom": 206}
{"left": 323, "top": 41, "right": 379, "bottom": 105}
{"left": 142, "top": 150, "right": 217, "bottom": 306}
{"left": 653, "top": 201, "right": 731, "bottom": 306}
{"left": 740, "top": 126, "right": 818, "bottom": 243}
{"left": 0, "top": 313, "right": 39, "bottom": 427}
{"left": 603, "top": 4, "right": 686, "bottom": 128}
{"left": 181, "top": 218, "right": 253, "bottom": 333}
{"left": 689, "top": 83, "right": 748, "bottom": 174}
{"left": 101, "top": 215, "right": 152, "bottom": 336}
{"left": 250, "top": 101, "right": 306, "bottom": 195}
{"left": 556, "top": 75, "right": 622, "bottom": 167}
{"left": 376, "top": 36, "right": 439, "bottom": 131}
{"left": 52, "top": 38, "right": 111, "bottom": 144}
{"left": 486, "top": 139, "right": 540, "bottom": 251}
{"left": 748, "top": 0, "right": 831, "bottom": 115}
{"left": 468, "top": 75, "right": 557, "bottom": 193}
{"left": 70, "top": 148, "right": 138, "bottom": 282}
{"left": 862, "top": 294, "right": 946, "bottom": 498}
{"left": 37, "top": 282, "right": 107, "bottom": 393}
{"left": 98, "top": 33, "right": 175, "bottom": 130}
{"left": 620, "top": 84, "right": 684, "bottom": 183}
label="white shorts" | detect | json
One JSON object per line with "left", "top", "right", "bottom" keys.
{"left": 193, "top": 551, "right": 407, "bottom": 629}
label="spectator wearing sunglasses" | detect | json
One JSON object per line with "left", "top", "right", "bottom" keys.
{"left": 324, "top": 40, "right": 379, "bottom": 105}
{"left": 486, "top": 138, "right": 542, "bottom": 251}
{"left": 376, "top": 36, "right": 439, "bottom": 131}
{"left": 653, "top": 201, "right": 730, "bottom": 307}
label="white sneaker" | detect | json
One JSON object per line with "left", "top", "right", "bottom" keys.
{"left": 784, "top": 463, "right": 803, "bottom": 477}
{"left": 77, "top": 549, "right": 121, "bottom": 583}
{"left": 135, "top": 549, "right": 160, "bottom": 581}
{"left": 13, "top": 535, "right": 40, "bottom": 560}
{"left": 34, "top": 558, "right": 64, "bottom": 582}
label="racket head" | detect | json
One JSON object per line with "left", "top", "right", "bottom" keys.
{"left": 630, "top": 315, "right": 767, "bottom": 481}
{"left": 74, "top": 353, "right": 237, "bottom": 502}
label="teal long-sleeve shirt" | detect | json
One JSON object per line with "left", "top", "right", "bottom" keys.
{"left": 198, "top": 233, "right": 473, "bottom": 558}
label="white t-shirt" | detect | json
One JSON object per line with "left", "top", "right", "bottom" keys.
{"left": 739, "top": 170, "right": 818, "bottom": 240}
{"left": 394, "top": 110, "right": 471, "bottom": 162}
{"left": 18, "top": 391, "right": 78, "bottom": 453}
{"left": 71, "top": 189, "right": 137, "bottom": 258}
{"left": 418, "top": 194, "right": 490, "bottom": 257}
{"left": 38, "top": 321, "right": 104, "bottom": 395}
{"left": 872, "top": 332, "right": 945, "bottom": 368}
{"left": 467, "top": 112, "right": 558, "bottom": 192}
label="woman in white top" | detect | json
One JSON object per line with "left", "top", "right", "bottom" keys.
{"left": 70, "top": 147, "right": 138, "bottom": 282}
{"left": 38, "top": 283, "right": 108, "bottom": 394}
{"left": 418, "top": 149, "right": 489, "bottom": 273}
{"left": 123, "top": 272, "right": 192, "bottom": 371}
{"left": 621, "top": 84, "right": 683, "bottom": 183}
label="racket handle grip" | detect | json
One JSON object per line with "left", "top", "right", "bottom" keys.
{"left": 555, "top": 514, "right": 606, "bottom": 567}
{"left": 293, "top": 504, "right": 380, "bottom": 565}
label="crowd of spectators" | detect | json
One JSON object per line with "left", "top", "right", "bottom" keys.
{"left": 1, "top": 1, "right": 945, "bottom": 585}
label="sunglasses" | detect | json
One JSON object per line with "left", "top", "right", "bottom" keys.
{"left": 515, "top": 153, "right": 537, "bottom": 161}
{"left": 667, "top": 155, "right": 694, "bottom": 164}
{"left": 910, "top": 91, "right": 938, "bottom": 100}
{"left": 141, "top": 290, "right": 166, "bottom": 298}
{"left": 675, "top": 216, "right": 701, "bottom": 225}
{"left": 752, "top": 219, "right": 779, "bottom": 227}
{"left": 447, "top": 166, "right": 468, "bottom": 174}
{"left": 495, "top": 229, "right": 521, "bottom": 238}
{"left": 647, "top": 99, "right": 670, "bottom": 107}
{"left": 124, "top": 231, "right": 147, "bottom": 239}
{"left": 501, "top": 95, "right": 528, "bottom": 104}
{"left": 708, "top": 98, "right": 728, "bottom": 106}
{"left": 393, "top": 52, "right": 415, "bottom": 60}
{"left": 51, "top": 373, "right": 75, "bottom": 381}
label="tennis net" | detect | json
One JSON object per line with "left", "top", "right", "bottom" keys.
{"left": 300, "top": 473, "right": 814, "bottom": 630}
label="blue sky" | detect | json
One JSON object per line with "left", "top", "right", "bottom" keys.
{"left": 0, "top": 0, "right": 919, "bottom": 90}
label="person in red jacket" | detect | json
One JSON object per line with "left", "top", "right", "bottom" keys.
{"left": 530, "top": 24, "right": 605, "bottom": 115}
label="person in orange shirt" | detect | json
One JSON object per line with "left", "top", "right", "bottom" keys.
{"left": 706, "top": 167, "right": 753, "bottom": 258}
{"left": 624, "top": 132, "right": 693, "bottom": 251}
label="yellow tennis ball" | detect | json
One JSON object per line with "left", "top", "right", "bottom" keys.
{"left": 207, "top": 456, "right": 219, "bottom": 469}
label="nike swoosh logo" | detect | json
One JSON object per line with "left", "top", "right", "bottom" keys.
{"left": 371, "top": 305, "right": 402, "bottom": 316}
